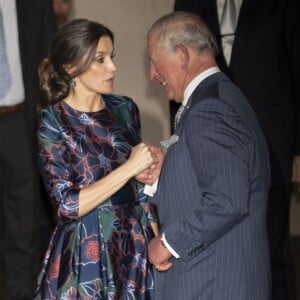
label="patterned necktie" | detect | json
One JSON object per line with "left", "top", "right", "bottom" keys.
{"left": 0, "top": 7, "right": 12, "bottom": 99}
{"left": 160, "top": 105, "right": 184, "bottom": 150}
{"left": 174, "top": 104, "right": 185, "bottom": 130}
{"left": 219, "top": 0, "right": 238, "bottom": 65}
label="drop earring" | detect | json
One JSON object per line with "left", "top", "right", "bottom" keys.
{"left": 71, "top": 77, "right": 77, "bottom": 88}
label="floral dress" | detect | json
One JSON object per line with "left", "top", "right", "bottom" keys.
{"left": 34, "top": 95, "right": 156, "bottom": 300}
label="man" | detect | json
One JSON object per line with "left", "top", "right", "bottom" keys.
{"left": 0, "top": 1, "right": 56, "bottom": 299}
{"left": 172, "top": 2, "right": 300, "bottom": 298}
{"left": 146, "top": 11, "right": 271, "bottom": 299}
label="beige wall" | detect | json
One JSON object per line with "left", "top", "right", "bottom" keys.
{"left": 73, "top": 0, "right": 174, "bottom": 146}
{"left": 72, "top": 0, "right": 300, "bottom": 235}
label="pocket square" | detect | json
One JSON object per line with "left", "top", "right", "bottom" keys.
{"left": 160, "top": 134, "right": 179, "bottom": 150}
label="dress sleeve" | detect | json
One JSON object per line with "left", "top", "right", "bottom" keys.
{"left": 37, "top": 108, "right": 80, "bottom": 223}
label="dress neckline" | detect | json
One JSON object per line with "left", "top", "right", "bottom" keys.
{"left": 61, "top": 98, "right": 107, "bottom": 115}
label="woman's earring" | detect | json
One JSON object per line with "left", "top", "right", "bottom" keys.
{"left": 71, "top": 77, "right": 77, "bottom": 88}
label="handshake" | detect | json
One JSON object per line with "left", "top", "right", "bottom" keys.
{"left": 127, "top": 142, "right": 164, "bottom": 186}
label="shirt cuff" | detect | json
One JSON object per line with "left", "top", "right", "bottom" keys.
{"left": 162, "top": 232, "right": 180, "bottom": 258}
{"left": 143, "top": 180, "right": 158, "bottom": 197}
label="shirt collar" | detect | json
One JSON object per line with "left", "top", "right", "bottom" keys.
{"left": 182, "top": 66, "right": 220, "bottom": 107}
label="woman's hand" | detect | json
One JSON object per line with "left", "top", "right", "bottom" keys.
{"left": 135, "top": 145, "right": 164, "bottom": 185}
{"left": 78, "top": 143, "right": 157, "bottom": 216}
{"left": 126, "top": 143, "right": 158, "bottom": 177}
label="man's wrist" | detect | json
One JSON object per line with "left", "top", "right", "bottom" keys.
{"left": 161, "top": 233, "right": 180, "bottom": 258}
{"left": 160, "top": 235, "right": 167, "bottom": 249}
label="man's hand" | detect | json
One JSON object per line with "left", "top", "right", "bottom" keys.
{"left": 148, "top": 236, "right": 173, "bottom": 272}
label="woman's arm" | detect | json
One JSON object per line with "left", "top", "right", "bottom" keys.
{"left": 78, "top": 143, "right": 156, "bottom": 216}
{"left": 38, "top": 109, "right": 157, "bottom": 221}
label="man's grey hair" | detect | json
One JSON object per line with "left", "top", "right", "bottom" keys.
{"left": 147, "top": 11, "right": 219, "bottom": 57}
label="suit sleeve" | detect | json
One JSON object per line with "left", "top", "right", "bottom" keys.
{"left": 40, "top": 0, "right": 57, "bottom": 57}
{"left": 287, "top": 0, "right": 300, "bottom": 153}
{"left": 165, "top": 99, "right": 252, "bottom": 260}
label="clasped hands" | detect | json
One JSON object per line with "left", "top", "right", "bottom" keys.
{"left": 135, "top": 144, "right": 164, "bottom": 185}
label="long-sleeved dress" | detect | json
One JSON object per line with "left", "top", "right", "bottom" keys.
{"left": 34, "top": 95, "right": 156, "bottom": 300}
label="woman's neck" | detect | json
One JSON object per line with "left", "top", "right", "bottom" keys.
{"left": 64, "top": 93, "right": 105, "bottom": 112}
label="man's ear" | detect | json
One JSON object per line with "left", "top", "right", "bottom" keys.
{"left": 175, "top": 44, "right": 189, "bottom": 69}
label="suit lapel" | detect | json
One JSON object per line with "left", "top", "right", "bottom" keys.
{"left": 174, "top": 72, "right": 227, "bottom": 134}
{"left": 230, "top": 0, "right": 267, "bottom": 66}
{"left": 204, "top": 0, "right": 221, "bottom": 37}
{"left": 201, "top": 1, "right": 230, "bottom": 75}
{"left": 16, "top": 0, "right": 25, "bottom": 70}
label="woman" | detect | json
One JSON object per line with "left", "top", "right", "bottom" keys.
{"left": 34, "top": 19, "right": 160, "bottom": 299}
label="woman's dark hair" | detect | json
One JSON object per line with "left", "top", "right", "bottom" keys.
{"left": 38, "top": 19, "right": 114, "bottom": 108}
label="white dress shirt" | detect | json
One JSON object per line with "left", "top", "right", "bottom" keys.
{"left": 217, "top": 0, "right": 243, "bottom": 65}
{"left": 0, "top": 0, "right": 24, "bottom": 105}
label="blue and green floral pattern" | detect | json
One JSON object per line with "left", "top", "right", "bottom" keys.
{"left": 34, "top": 95, "right": 156, "bottom": 300}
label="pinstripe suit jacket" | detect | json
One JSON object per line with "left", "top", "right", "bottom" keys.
{"left": 151, "top": 72, "right": 271, "bottom": 299}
